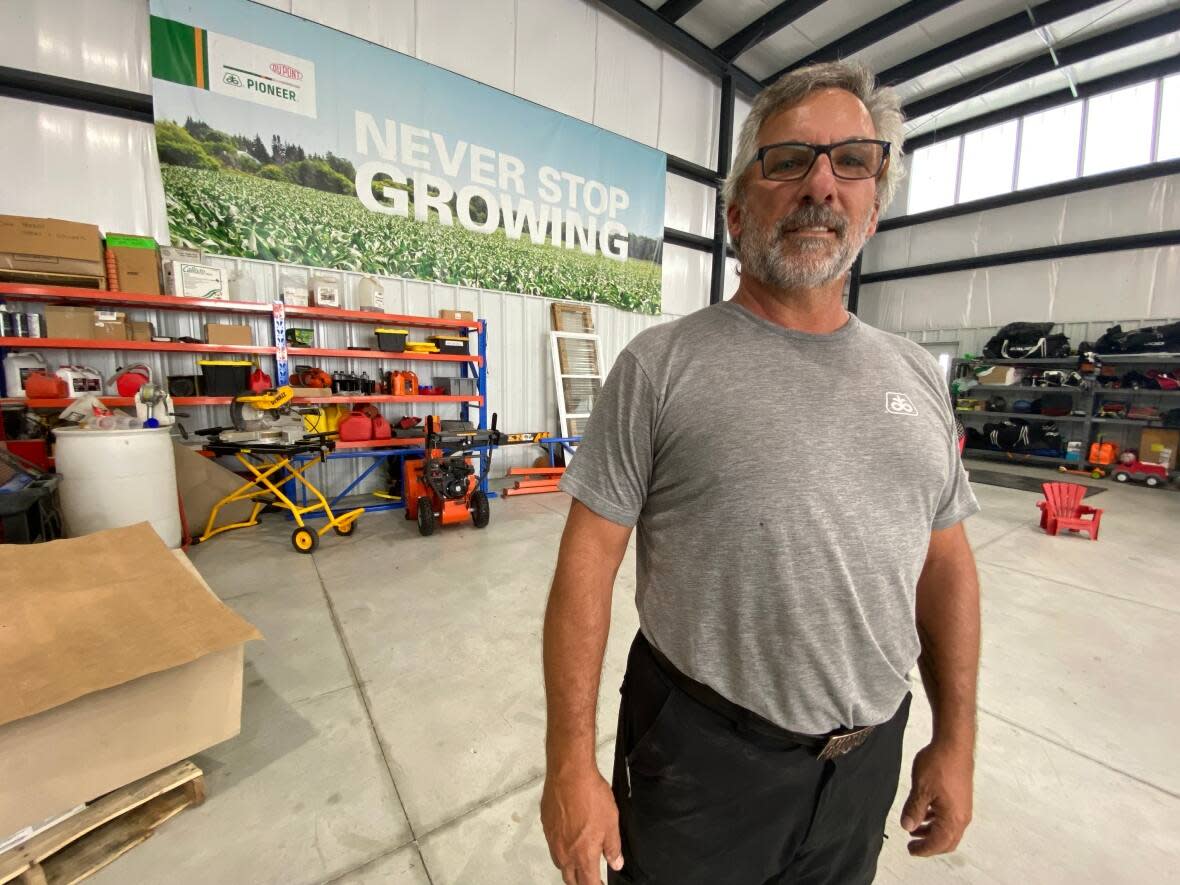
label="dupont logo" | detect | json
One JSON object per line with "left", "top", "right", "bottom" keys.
{"left": 270, "top": 62, "right": 303, "bottom": 81}
{"left": 885, "top": 392, "right": 917, "bottom": 416}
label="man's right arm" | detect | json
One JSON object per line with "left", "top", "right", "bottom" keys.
{"left": 541, "top": 499, "right": 633, "bottom": 885}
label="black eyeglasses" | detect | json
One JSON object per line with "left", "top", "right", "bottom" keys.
{"left": 755, "top": 139, "right": 891, "bottom": 182}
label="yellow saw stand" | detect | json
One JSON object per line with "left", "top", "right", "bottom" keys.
{"left": 198, "top": 435, "right": 363, "bottom": 554}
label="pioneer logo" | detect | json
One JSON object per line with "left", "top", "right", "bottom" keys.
{"left": 885, "top": 392, "right": 917, "bottom": 416}
{"left": 270, "top": 62, "right": 303, "bottom": 81}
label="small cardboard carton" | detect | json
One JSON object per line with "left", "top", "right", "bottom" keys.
{"left": 92, "top": 310, "right": 128, "bottom": 341}
{"left": 1139, "top": 428, "right": 1180, "bottom": 469}
{"left": 438, "top": 309, "right": 474, "bottom": 322}
{"left": 169, "top": 262, "right": 227, "bottom": 300}
{"left": 106, "top": 233, "right": 161, "bottom": 295}
{"left": 44, "top": 305, "right": 96, "bottom": 340}
{"left": 204, "top": 323, "right": 253, "bottom": 346}
{"left": 0, "top": 523, "right": 261, "bottom": 837}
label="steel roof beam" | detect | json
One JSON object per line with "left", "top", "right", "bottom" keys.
{"left": 657, "top": 0, "right": 706, "bottom": 23}
{"left": 879, "top": 0, "right": 1109, "bottom": 86}
{"left": 764, "top": 0, "right": 963, "bottom": 84}
{"left": 715, "top": 0, "right": 830, "bottom": 62}
{"left": 903, "top": 8, "right": 1180, "bottom": 119}
{"left": 597, "top": 0, "right": 763, "bottom": 96}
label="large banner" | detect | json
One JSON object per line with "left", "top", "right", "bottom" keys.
{"left": 149, "top": 0, "right": 665, "bottom": 313}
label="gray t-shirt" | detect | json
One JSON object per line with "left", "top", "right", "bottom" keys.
{"left": 560, "top": 301, "right": 979, "bottom": 734}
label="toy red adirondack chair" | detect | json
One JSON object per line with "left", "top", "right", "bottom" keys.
{"left": 1038, "top": 482, "right": 1103, "bottom": 540}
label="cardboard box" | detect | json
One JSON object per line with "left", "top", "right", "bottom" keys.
{"left": 93, "top": 311, "right": 129, "bottom": 340}
{"left": 0, "top": 524, "right": 260, "bottom": 836}
{"left": 438, "top": 309, "right": 474, "bottom": 322}
{"left": 1139, "top": 428, "right": 1180, "bottom": 469}
{"left": 204, "top": 323, "right": 253, "bottom": 346}
{"left": 160, "top": 247, "right": 202, "bottom": 293}
{"left": 976, "top": 366, "right": 1020, "bottom": 386}
{"left": 44, "top": 305, "right": 96, "bottom": 340}
{"left": 169, "top": 262, "right": 227, "bottom": 300}
{"left": 282, "top": 285, "right": 310, "bottom": 307}
{"left": 0, "top": 215, "right": 105, "bottom": 286}
{"left": 106, "top": 233, "right": 161, "bottom": 295}
{"left": 173, "top": 441, "right": 255, "bottom": 533}
{"left": 129, "top": 320, "right": 155, "bottom": 341}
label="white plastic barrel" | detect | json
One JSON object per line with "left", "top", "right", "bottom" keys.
{"left": 54, "top": 426, "right": 182, "bottom": 548}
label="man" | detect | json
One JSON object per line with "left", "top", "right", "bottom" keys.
{"left": 541, "top": 61, "right": 980, "bottom": 885}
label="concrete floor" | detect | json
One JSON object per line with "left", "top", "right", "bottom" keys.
{"left": 88, "top": 466, "right": 1179, "bottom": 884}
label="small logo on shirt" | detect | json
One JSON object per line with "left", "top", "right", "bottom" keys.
{"left": 886, "top": 392, "right": 917, "bottom": 416}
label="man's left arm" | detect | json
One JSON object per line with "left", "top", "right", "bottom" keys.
{"left": 901, "top": 521, "right": 980, "bottom": 857}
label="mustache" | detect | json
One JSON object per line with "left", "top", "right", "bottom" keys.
{"left": 774, "top": 206, "right": 848, "bottom": 238}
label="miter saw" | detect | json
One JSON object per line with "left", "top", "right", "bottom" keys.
{"left": 201, "top": 386, "right": 308, "bottom": 445}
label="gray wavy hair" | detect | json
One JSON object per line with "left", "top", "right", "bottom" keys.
{"left": 722, "top": 61, "right": 905, "bottom": 215}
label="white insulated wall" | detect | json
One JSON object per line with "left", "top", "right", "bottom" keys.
{"left": 858, "top": 174, "right": 1180, "bottom": 353}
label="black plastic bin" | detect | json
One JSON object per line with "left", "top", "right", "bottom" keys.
{"left": 199, "top": 360, "right": 254, "bottom": 396}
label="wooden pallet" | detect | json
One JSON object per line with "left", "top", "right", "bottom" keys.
{"left": 0, "top": 762, "right": 205, "bottom": 885}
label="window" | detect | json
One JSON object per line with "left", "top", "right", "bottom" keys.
{"left": 1156, "top": 73, "right": 1180, "bottom": 161}
{"left": 958, "top": 120, "right": 1019, "bottom": 202}
{"left": 1082, "top": 81, "right": 1156, "bottom": 176}
{"left": 907, "top": 138, "right": 961, "bottom": 214}
{"left": 1017, "top": 101, "right": 1083, "bottom": 189}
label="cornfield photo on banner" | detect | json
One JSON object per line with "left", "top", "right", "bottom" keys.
{"left": 162, "top": 164, "right": 662, "bottom": 315}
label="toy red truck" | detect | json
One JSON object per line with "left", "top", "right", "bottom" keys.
{"left": 1112, "top": 451, "right": 1172, "bottom": 488}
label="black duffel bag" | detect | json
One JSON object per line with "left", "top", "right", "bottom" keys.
{"left": 983, "top": 322, "right": 1071, "bottom": 359}
{"left": 1094, "top": 321, "right": 1180, "bottom": 354}
{"left": 984, "top": 419, "right": 1031, "bottom": 451}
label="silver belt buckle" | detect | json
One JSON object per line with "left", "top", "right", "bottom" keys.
{"left": 817, "top": 726, "right": 874, "bottom": 761}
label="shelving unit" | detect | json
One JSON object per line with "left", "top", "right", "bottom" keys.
{"left": 0, "top": 284, "right": 488, "bottom": 419}
{"left": 0, "top": 283, "right": 480, "bottom": 331}
{"left": 953, "top": 355, "right": 1180, "bottom": 473}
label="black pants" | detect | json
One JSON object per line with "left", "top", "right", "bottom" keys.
{"left": 609, "top": 632, "right": 911, "bottom": 885}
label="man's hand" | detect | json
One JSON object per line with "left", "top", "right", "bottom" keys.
{"left": 900, "top": 741, "right": 974, "bottom": 857}
{"left": 541, "top": 769, "right": 624, "bottom": 884}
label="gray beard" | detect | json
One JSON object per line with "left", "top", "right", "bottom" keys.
{"left": 739, "top": 211, "right": 870, "bottom": 290}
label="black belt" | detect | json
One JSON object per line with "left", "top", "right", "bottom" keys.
{"left": 639, "top": 633, "right": 876, "bottom": 762}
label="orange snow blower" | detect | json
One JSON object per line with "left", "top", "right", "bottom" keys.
{"left": 403, "top": 414, "right": 549, "bottom": 535}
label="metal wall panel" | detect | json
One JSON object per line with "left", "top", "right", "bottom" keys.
{"left": 665, "top": 176, "right": 716, "bottom": 238}
{"left": 865, "top": 175, "right": 1180, "bottom": 273}
{"left": 290, "top": 0, "right": 417, "bottom": 56}
{"left": 515, "top": 0, "right": 597, "bottom": 124}
{"left": 0, "top": 0, "right": 151, "bottom": 92}
{"left": 0, "top": 96, "right": 169, "bottom": 242}
{"left": 593, "top": 7, "right": 663, "bottom": 148}
{"left": 661, "top": 244, "right": 710, "bottom": 316}
{"left": 657, "top": 51, "right": 720, "bottom": 170}
{"left": 416, "top": 0, "right": 517, "bottom": 94}
{"left": 860, "top": 246, "right": 1180, "bottom": 334}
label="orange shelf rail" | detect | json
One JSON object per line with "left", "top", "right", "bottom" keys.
{"left": 0, "top": 338, "right": 482, "bottom": 364}
{"left": 0, "top": 283, "right": 480, "bottom": 331}
{"left": 2, "top": 394, "right": 484, "bottom": 409}
{"left": 0, "top": 336, "right": 274, "bottom": 355}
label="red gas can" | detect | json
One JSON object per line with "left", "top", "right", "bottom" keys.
{"left": 337, "top": 410, "right": 374, "bottom": 442}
